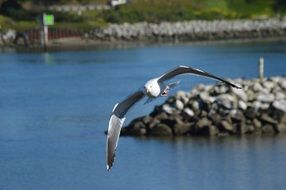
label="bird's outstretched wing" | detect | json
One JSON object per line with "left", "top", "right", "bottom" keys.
{"left": 106, "top": 90, "right": 145, "bottom": 171}
{"left": 158, "top": 65, "right": 241, "bottom": 89}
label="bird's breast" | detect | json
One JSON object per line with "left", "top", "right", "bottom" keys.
{"left": 150, "top": 84, "right": 161, "bottom": 97}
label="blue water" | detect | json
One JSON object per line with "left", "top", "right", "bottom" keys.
{"left": 0, "top": 40, "right": 286, "bottom": 190}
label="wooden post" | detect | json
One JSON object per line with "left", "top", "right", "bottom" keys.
{"left": 43, "top": 25, "right": 48, "bottom": 50}
{"left": 259, "top": 57, "right": 264, "bottom": 82}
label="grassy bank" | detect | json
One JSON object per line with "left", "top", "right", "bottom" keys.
{"left": 0, "top": 0, "right": 286, "bottom": 32}
{"left": 102, "top": 0, "right": 280, "bottom": 23}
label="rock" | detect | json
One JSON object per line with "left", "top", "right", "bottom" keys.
{"left": 149, "top": 124, "right": 173, "bottom": 136}
{"left": 272, "top": 100, "right": 286, "bottom": 113}
{"left": 208, "top": 125, "right": 218, "bottom": 136}
{"left": 253, "top": 118, "right": 262, "bottom": 129}
{"left": 238, "top": 100, "right": 247, "bottom": 110}
{"left": 279, "top": 114, "right": 286, "bottom": 124}
{"left": 256, "top": 93, "right": 275, "bottom": 103}
{"left": 182, "top": 108, "right": 195, "bottom": 118}
{"left": 175, "top": 91, "right": 189, "bottom": 104}
{"left": 262, "top": 124, "right": 279, "bottom": 134}
{"left": 174, "top": 120, "right": 191, "bottom": 135}
{"left": 214, "top": 85, "right": 228, "bottom": 94}
{"left": 217, "top": 107, "right": 231, "bottom": 116}
{"left": 191, "top": 119, "right": 215, "bottom": 136}
{"left": 230, "top": 109, "right": 245, "bottom": 123}
{"left": 162, "top": 104, "right": 174, "bottom": 114}
{"left": 149, "top": 118, "right": 160, "bottom": 129}
{"left": 191, "top": 101, "right": 200, "bottom": 114}
{"left": 252, "top": 101, "right": 269, "bottom": 110}
{"left": 232, "top": 88, "right": 247, "bottom": 102}
{"left": 270, "top": 76, "right": 281, "bottom": 83}
{"left": 277, "top": 124, "right": 286, "bottom": 133}
{"left": 215, "top": 94, "right": 236, "bottom": 110}
{"left": 126, "top": 116, "right": 145, "bottom": 128}
{"left": 122, "top": 121, "right": 146, "bottom": 136}
{"left": 253, "top": 82, "right": 264, "bottom": 92}
{"left": 260, "top": 103, "right": 270, "bottom": 110}
{"left": 245, "top": 107, "right": 257, "bottom": 119}
{"left": 198, "top": 99, "right": 210, "bottom": 111}
{"left": 279, "top": 79, "right": 286, "bottom": 90}
{"left": 221, "top": 120, "right": 233, "bottom": 132}
{"left": 155, "top": 112, "right": 168, "bottom": 120}
{"left": 235, "top": 123, "right": 251, "bottom": 134}
{"left": 260, "top": 114, "right": 278, "bottom": 125}
{"left": 247, "top": 91, "right": 256, "bottom": 101}
{"left": 166, "top": 96, "right": 176, "bottom": 105}
{"left": 2, "top": 29, "right": 16, "bottom": 42}
{"left": 175, "top": 99, "right": 184, "bottom": 110}
{"left": 270, "top": 100, "right": 286, "bottom": 122}
{"left": 199, "top": 92, "right": 215, "bottom": 103}
{"left": 275, "top": 92, "right": 285, "bottom": 101}
{"left": 196, "top": 84, "right": 206, "bottom": 92}
{"left": 196, "top": 117, "right": 211, "bottom": 128}
{"left": 160, "top": 116, "right": 178, "bottom": 127}
{"left": 263, "top": 81, "right": 275, "bottom": 91}
{"left": 142, "top": 116, "right": 152, "bottom": 125}
{"left": 200, "top": 111, "right": 208, "bottom": 117}
{"left": 208, "top": 111, "right": 222, "bottom": 126}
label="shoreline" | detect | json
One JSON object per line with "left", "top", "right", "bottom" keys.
{"left": 89, "top": 18, "right": 286, "bottom": 42}
{"left": 1, "top": 18, "right": 286, "bottom": 51}
{"left": 2, "top": 36, "right": 286, "bottom": 53}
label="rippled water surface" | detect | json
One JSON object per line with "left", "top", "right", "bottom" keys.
{"left": 0, "top": 40, "right": 286, "bottom": 190}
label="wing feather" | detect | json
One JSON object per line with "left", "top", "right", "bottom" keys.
{"left": 106, "top": 115, "right": 125, "bottom": 171}
{"left": 106, "top": 90, "right": 145, "bottom": 170}
{"left": 158, "top": 65, "right": 241, "bottom": 89}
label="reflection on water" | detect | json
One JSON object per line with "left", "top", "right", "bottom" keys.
{"left": 0, "top": 40, "right": 286, "bottom": 190}
{"left": 43, "top": 53, "right": 55, "bottom": 65}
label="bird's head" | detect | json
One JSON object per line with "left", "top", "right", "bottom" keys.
{"left": 144, "top": 79, "right": 160, "bottom": 97}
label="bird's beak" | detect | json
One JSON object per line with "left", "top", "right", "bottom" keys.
{"left": 144, "top": 86, "right": 149, "bottom": 95}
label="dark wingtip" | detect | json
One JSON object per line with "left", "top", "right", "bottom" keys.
{"left": 231, "top": 84, "right": 242, "bottom": 89}
{"left": 107, "top": 153, "right": 115, "bottom": 171}
{"left": 232, "top": 84, "right": 242, "bottom": 89}
{"left": 106, "top": 162, "right": 113, "bottom": 171}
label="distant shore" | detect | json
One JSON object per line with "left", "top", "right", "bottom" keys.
{"left": 2, "top": 18, "right": 286, "bottom": 51}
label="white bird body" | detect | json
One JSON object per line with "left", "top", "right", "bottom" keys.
{"left": 144, "top": 78, "right": 161, "bottom": 97}
{"left": 106, "top": 65, "right": 241, "bottom": 171}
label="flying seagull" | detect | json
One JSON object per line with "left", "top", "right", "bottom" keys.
{"left": 106, "top": 65, "right": 241, "bottom": 170}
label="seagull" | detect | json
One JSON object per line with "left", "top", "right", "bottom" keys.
{"left": 106, "top": 65, "right": 241, "bottom": 170}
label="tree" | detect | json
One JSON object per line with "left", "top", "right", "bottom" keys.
{"left": 0, "top": 0, "right": 22, "bottom": 16}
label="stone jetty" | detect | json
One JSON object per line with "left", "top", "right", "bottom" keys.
{"left": 91, "top": 18, "right": 286, "bottom": 42}
{"left": 121, "top": 77, "right": 286, "bottom": 136}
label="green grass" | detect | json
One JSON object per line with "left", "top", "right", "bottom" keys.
{"left": 0, "top": 15, "right": 14, "bottom": 29}
{"left": 1, "top": 0, "right": 286, "bottom": 31}
{"left": 100, "top": 0, "right": 281, "bottom": 23}
{"left": 12, "top": 21, "right": 38, "bottom": 32}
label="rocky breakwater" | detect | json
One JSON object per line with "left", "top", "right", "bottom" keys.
{"left": 121, "top": 77, "right": 286, "bottom": 137}
{"left": 91, "top": 18, "right": 286, "bottom": 42}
